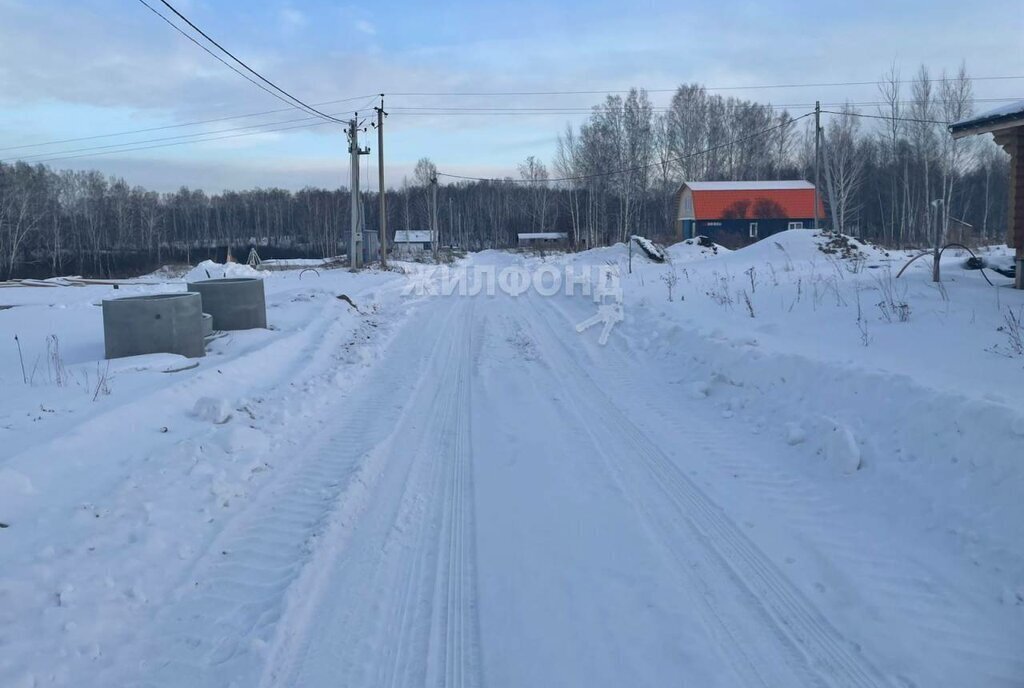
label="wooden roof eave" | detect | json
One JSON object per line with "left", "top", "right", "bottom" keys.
{"left": 950, "top": 116, "right": 1024, "bottom": 140}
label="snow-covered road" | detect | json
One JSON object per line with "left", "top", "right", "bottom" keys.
{"left": 136, "top": 277, "right": 1023, "bottom": 686}
{"left": 3, "top": 242, "right": 1023, "bottom": 687}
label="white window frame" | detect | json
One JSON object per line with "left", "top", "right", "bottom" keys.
{"left": 749, "top": 222, "right": 759, "bottom": 238}
{"left": 788, "top": 221, "right": 804, "bottom": 230}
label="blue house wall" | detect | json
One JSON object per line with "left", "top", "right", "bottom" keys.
{"left": 687, "top": 218, "right": 815, "bottom": 248}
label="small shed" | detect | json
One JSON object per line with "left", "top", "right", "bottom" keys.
{"left": 950, "top": 100, "right": 1024, "bottom": 288}
{"left": 675, "top": 181, "right": 825, "bottom": 248}
{"left": 518, "top": 232, "right": 568, "bottom": 248}
{"left": 392, "top": 230, "right": 432, "bottom": 257}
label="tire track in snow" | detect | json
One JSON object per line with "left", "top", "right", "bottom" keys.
{"left": 259, "top": 297, "right": 483, "bottom": 688}
{"left": 99, "top": 300, "right": 459, "bottom": 687}
{"left": 521, "top": 292, "right": 888, "bottom": 688}
{"left": 542, "top": 295, "right": 1024, "bottom": 687}
{"left": 418, "top": 299, "right": 483, "bottom": 688}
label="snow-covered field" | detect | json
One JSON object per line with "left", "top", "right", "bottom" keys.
{"left": 1, "top": 232, "right": 1021, "bottom": 687}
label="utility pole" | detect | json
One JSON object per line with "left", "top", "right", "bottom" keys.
{"left": 374, "top": 95, "right": 388, "bottom": 268}
{"left": 931, "top": 198, "right": 943, "bottom": 282}
{"left": 814, "top": 100, "right": 821, "bottom": 230}
{"left": 430, "top": 173, "right": 439, "bottom": 262}
{"left": 348, "top": 116, "right": 370, "bottom": 269}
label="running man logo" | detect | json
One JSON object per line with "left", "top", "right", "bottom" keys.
{"left": 575, "top": 266, "right": 623, "bottom": 345}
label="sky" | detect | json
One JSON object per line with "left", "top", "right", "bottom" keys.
{"left": 0, "top": 0, "right": 1022, "bottom": 192}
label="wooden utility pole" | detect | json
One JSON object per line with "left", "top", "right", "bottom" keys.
{"left": 374, "top": 95, "right": 388, "bottom": 268}
{"left": 430, "top": 173, "right": 439, "bottom": 262}
{"left": 931, "top": 198, "right": 943, "bottom": 282}
{"left": 348, "top": 116, "right": 370, "bottom": 269}
{"left": 814, "top": 100, "right": 821, "bottom": 230}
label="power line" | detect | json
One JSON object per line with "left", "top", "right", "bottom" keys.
{"left": 134, "top": 0, "right": 319, "bottom": 117}
{"left": 437, "top": 112, "right": 814, "bottom": 184}
{"left": 389, "top": 75, "right": 1024, "bottom": 97}
{"left": 0, "top": 94, "right": 378, "bottom": 154}
{"left": 4, "top": 83, "right": 1017, "bottom": 154}
{"left": 5, "top": 96, "right": 1004, "bottom": 165}
{"left": 26, "top": 118, "right": 339, "bottom": 165}
{"left": 390, "top": 97, "right": 1019, "bottom": 111}
{"left": 821, "top": 110, "right": 952, "bottom": 126}
{"left": 2, "top": 109, "right": 369, "bottom": 164}
{"left": 148, "top": 0, "right": 347, "bottom": 124}
{"left": 387, "top": 97, "right": 1021, "bottom": 116}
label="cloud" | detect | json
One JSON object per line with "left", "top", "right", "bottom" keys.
{"left": 2, "top": 0, "right": 1021, "bottom": 193}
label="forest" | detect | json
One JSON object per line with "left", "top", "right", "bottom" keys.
{"left": 0, "top": 63, "right": 1011, "bottom": 279}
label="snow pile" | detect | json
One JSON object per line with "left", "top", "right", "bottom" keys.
{"left": 667, "top": 235, "right": 730, "bottom": 261}
{"left": 819, "top": 419, "right": 862, "bottom": 474}
{"left": 191, "top": 396, "right": 232, "bottom": 424}
{"left": 183, "top": 260, "right": 262, "bottom": 282}
{"left": 729, "top": 229, "right": 890, "bottom": 268}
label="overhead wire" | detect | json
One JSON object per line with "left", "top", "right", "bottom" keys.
{"left": 26, "top": 118, "right": 340, "bottom": 165}
{"left": 3, "top": 97, "right": 376, "bottom": 164}
{"left": 2, "top": 103, "right": 989, "bottom": 167}
{"left": 820, "top": 110, "right": 954, "bottom": 126}
{"left": 3, "top": 109, "right": 367, "bottom": 164}
{"left": 388, "top": 75, "right": 1024, "bottom": 97}
{"left": 145, "top": 0, "right": 347, "bottom": 124}
{"left": 0, "top": 93, "right": 378, "bottom": 154}
{"left": 134, "top": 0, "right": 319, "bottom": 117}
{"left": 388, "top": 97, "right": 1019, "bottom": 111}
{"left": 5, "top": 76, "right": 1017, "bottom": 157}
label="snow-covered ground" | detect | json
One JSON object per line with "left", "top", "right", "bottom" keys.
{"left": 1, "top": 233, "right": 1022, "bottom": 687}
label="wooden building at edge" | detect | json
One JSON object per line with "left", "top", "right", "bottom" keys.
{"left": 950, "top": 100, "right": 1024, "bottom": 289}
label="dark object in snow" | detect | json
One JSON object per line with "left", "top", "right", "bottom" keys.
{"left": 14, "top": 333, "right": 27, "bottom": 384}
{"left": 630, "top": 235, "right": 667, "bottom": 263}
{"left": 299, "top": 268, "right": 320, "bottom": 279}
{"left": 0, "top": 522, "right": 8, "bottom": 528}
{"left": 963, "top": 256, "right": 987, "bottom": 270}
{"left": 816, "top": 232, "right": 865, "bottom": 260}
{"left": 162, "top": 361, "right": 200, "bottom": 373}
{"left": 991, "top": 263, "right": 1017, "bottom": 279}
{"left": 683, "top": 235, "right": 721, "bottom": 254}
{"left": 336, "top": 294, "right": 360, "bottom": 312}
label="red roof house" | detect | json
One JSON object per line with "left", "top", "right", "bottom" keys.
{"left": 675, "top": 181, "right": 825, "bottom": 246}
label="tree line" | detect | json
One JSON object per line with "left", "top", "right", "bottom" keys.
{"left": 0, "top": 62, "right": 1011, "bottom": 280}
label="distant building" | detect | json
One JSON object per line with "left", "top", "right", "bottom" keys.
{"left": 950, "top": 100, "right": 1024, "bottom": 289}
{"left": 518, "top": 232, "right": 568, "bottom": 248}
{"left": 675, "top": 181, "right": 825, "bottom": 248}
{"left": 392, "top": 230, "right": 432, "bottom": 257}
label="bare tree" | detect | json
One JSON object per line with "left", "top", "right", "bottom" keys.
{"left": 877, "top": 62, "right": 903, "bottom": 245}
{"left": 554, "top": 125, "right": 583, "bottom": 246}
{"left": 823, "top": 104, "right": 867, "bottom": 235}
{"left": 937, "top": 62, "right": 974, "bottom": 246}
{"left": 518, "top": 155, "right": 552, "bottom": 231}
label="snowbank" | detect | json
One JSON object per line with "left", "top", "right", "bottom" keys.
{"left": 183, "top": 260, "right": 262, "bottom": 282}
